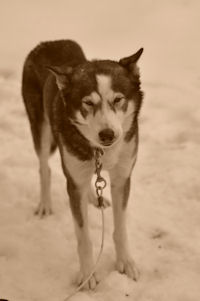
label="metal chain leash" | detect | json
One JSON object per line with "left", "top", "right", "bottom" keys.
{"left": 94, "top": 148, "right": 107, "bottom": 207}
{"left": 63, "top": 148, "right": 106, "bottom": 300}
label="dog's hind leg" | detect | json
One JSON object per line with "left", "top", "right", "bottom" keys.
{"left": 35, "top": 118, "right": 54, "bottom": 217}
{"left": 22, "top": 59, "right": 57, "bottom": 216}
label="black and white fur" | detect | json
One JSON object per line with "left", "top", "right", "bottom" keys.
{"left": 22, "top": 40, "right": 143, "bottom": 289}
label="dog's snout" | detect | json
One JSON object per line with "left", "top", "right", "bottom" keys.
{"left": 99, "top": 128, "right": 115, "bottom": 145}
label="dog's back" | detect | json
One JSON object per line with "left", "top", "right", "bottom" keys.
{"left": 22, "top": 40, "right": 86, "bottom": 152}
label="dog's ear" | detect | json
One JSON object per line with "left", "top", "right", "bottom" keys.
{"left": 46, "top": 66, "right": 73, "bottom": 90}
{"left": 119, "top": 48, "right": 143, "bottom": 74}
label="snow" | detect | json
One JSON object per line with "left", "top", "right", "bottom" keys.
{"left": 0, "top": 0, "right": 200, "bottom": 300}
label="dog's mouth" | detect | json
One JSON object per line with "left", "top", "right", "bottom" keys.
{"left": 100, "top": 141, "right": 115, "bottom": 147}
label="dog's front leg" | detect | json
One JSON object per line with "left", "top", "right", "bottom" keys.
{"left": 66, "top": 175, "right": 100, "bottom": 290}
{"left": 109, "top": 164, "right": 139, "bottom": 281}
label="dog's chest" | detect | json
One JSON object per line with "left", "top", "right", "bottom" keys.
{"left": 101, "top": 142, "right": 123, "bottom": 170}
{"left": 60, "top": 136, "right": 125, "bottom": 185}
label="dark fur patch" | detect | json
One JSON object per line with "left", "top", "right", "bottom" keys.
{"left": 52, "top": 93, "right": 94, "bottom": 161}
{"left": 66, "top": 174, "right": 84, "bottom": 228}
{"left": 22, "top": 65, "right": 44, "bottom": 153}
{"left": 121, "top": 99, "right": 129, "bottom": 113}
{"left": 22, "top": 40, "right": 86, "bottom": 154}
{"left": 108, "top": 102, "right": 116, "bottom": 113}
{"left": 123, "top": 177, "right": 131, "bottom": 208}
{"left": 58, "top": 143, "right": 84, "bottom": 227}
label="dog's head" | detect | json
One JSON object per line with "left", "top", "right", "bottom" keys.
{"left": 49, "top": 48, "right": 143, "bottom": 148}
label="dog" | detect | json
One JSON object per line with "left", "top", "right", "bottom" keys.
{"left": 22, "top": 40, "right": 143, "bottom": 289}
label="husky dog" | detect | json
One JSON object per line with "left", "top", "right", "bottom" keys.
{"left": 22, "top": 40, "right": 143, "bottom": 289}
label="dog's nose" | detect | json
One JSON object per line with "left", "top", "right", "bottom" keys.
{"left": 98, "top": 128, "right": 115, "bottom": 145}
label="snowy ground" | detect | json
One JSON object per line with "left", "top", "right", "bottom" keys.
{"left": 0, "top": 1, "right": 200, "bottom": 300}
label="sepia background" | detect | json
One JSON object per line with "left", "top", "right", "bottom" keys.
{"left": 0, "top": 0, "right": 200, "bottom": 300}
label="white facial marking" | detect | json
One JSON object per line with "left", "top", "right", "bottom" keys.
{"left": 91, "top": 92, "right": 101, "bottom": 105}
{"left": 96, "top": 74, "right": 113, "bottom": 99}
{"left": 82, "top": 91, "right": 101, "bottom": 106}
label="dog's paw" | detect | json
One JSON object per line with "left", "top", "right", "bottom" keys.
{"left": 116, "top": 257, "right": 139, "bottom": 281}
{"left": 77, "top": 271, "right": 100, "bottom": 290}
{"left": 35, "top": 202, "right": 52, "bottom": 217}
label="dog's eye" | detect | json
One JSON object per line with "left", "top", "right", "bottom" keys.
{"left": 84, "top": 100, "right": 94, "bottom": 107}
{"left": 114, "top": 97, "right": 124, "bottom": 105}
